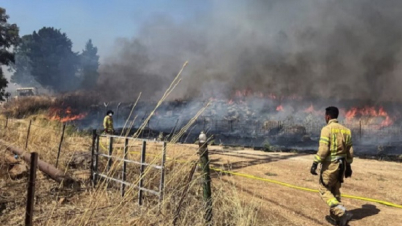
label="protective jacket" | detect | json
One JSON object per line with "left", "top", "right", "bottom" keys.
{"left": 103, "top": 115, "right": 114, "bottom": 134}
{"left": 314, "top": 119, "right": 354, "bottom": 220}
{"left": 314, "top": 119, "right": 354, "bottom": 165}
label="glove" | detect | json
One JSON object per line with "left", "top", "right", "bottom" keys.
{"left": 345, "top": 163, "right": 352, "bottom": 178}
{"left": 310, "top": 162, "right": 318, "bottom": 175}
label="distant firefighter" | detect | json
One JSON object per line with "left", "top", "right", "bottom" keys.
{"left": 103, "top": 110, "right": 114, "bottom": 134}
{"left": 310, "top": 106, "right": 354, "bottom": 226}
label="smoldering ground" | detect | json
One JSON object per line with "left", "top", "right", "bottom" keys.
{"left": 97, "top": 0, "right": 402, "bottom": 104}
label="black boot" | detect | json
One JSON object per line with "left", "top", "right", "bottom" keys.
{"left": 338, "top": 212, "right": 353, "bottom": 226}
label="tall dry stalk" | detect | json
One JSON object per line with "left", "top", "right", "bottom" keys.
{"left": 170, "top": 100, "right": 211, "bottom": 143}
{"left": 133, "top": 61, "right": 188, "bottom": 138}
{"left": 119, "top": 92, "right": 142, "bottom": 137}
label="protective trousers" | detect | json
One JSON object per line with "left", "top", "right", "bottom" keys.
{"left": 319, "top": 161, "right": 346, "bottom": 220}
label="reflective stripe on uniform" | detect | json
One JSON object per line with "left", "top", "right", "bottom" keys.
{"left": 331, "top": 128, "right": 351, "bottom": 135}
{"left": 320, "top": 136, "right": 329, "bottom": 145}
{"left": 314, "top": 155, "right": 322, "bottom": 163}
{"left": 331, "top": 134, "right": 337, "bottom": 154}
{"left": 325, "top": 154, "right": 347, "bottom": 162}
{"left": 327, "top": 197, "right": 340, "bottom": 207}
{"left": 346, "top": 134, "right": 352, "bottom": 147}
{"left": 332, "top": 128, "right": 352, "bottom": 146}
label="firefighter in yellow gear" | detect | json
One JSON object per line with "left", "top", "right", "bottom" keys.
{"left": 310, "top": 106, "right": 354, "bottom": 226}
{"left": 103, "top": 110, "right": 114, "bottom": 134}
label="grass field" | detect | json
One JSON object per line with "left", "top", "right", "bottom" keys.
{"left": 0, "top": 109, "right": 401, "bottom": 225}
{"left": 0, "top": 116, "right": 266, "bottom": 226}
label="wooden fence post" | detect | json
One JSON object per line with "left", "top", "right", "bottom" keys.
{"left": 94, "top": 134, "right": 99, "bottom": 185}
{"left": 55, "top": 123, "right": 66, "bottom": 168}
{"left": 25, "top": 120, "right": 32, "bottom": 150}
{"left": 90, "top": 130, "right": 96, "bottom": 183}
{"left": 121, "top": 138, "right": 128, "bottom": 196}
{"left": 158, "top": 142, "right": 167, "bottom": 210}
{"left": 5, "top": 116, "right": 8, "bottom": 128}
{"left": 198, "top": 132, "right": 212, "bottom": 224}
{"left": 25, "top": 152, "right": 38, "bottom": 226}
{"left": 138, "top": 140, "right": 146, "bottom": 206}
{"left": 107, "top": 136, "right": 113, "bottom": 172}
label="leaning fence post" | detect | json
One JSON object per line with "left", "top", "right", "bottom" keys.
{"left": 172, "top": 160, "right": 198, "bottom": 226}
{"left": 158, "top": 142, "right": 167, "bottom": 210}
{"left": 25, "top": 120, "right": 32, "bottom": 150}
{"left": 55, "top": 123, "right": 66, "bottom": 168}
{"left": 107, "top": 136, "right": 114, "bottom": 172}
{"left": 138, "top": 140, "right": 146, "bottom": 206}
{"left": 25, "top": 152, "right": 38, "bottom": 226}
{"left": 121, "top": 138, "right": 128, "bottom": 196}
{"left": 198, "top": 131, "right": 212, "bottom": 224}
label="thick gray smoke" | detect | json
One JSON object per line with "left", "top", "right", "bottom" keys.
{"left": 99, "top": 0, "right": 402, "bottom": 103}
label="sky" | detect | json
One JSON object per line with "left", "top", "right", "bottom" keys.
{"left": 1, "top": 0, "right": 209, "bottom": 59}
{"left": 1, "top": 0, "right": 210, "bottom": 92}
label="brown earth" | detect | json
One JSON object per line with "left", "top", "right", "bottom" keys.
{"left": 120, "top": 142, "right": 402, "bottom": 225}
{"left": 202, "top": 146, "right": 402, "bottom": 226}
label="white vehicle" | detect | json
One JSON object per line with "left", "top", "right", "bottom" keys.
{"left": 16, "top": 87, "right": 37, "bottom": 97}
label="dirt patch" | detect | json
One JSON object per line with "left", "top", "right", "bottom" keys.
{"left": 205, "top": 148, "right": 402, "bottom": 225}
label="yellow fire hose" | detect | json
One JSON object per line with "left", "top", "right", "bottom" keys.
{"left": 209, "top": 167, "right": 402, "bottom": 209}
{"left": 98, "top": 140, "right": 402, "bottom": 209}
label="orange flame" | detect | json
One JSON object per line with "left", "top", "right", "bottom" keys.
{"left": 344, "top": 106, "right": 393, "bottom": 127}
{"left": 345, "top": 108, "right": 357, "bottom": 119}
{"left": 276, "top": 105, "right": 284, "bottom": 111}
{"left": 234, "top": 89, "right": 254, "bottom": 98}
{"left": 49, "top": 107, "right": 87, "bottom": 122}
{"left": 380, "top": 116, "right": 393, "bottom": 127}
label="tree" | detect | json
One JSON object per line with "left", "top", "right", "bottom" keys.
{"left": 12, "top": 27, "right": 79, "bottom": 92}
{"left": 79, "top": 39, "right": 99, "bottom": 89}
{"left": 10, "top": 35, "right": 36, "bottom": 86}
{"left": 0, "top": 8, "right": 19, "bottom": 100}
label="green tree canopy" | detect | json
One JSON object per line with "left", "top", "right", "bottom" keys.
{"left": 10, "top": 35, "right": 35, "bottom": 86}
{"left": 12, "top": 27, "right": 79, "bottom": 92}
{"left": 80, "top": 39, "right": 99, "bottom": 89}
{"left": 0, "top": 7, "right": 19, "bottom": 100}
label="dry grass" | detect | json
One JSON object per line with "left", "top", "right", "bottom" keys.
{"left": 0, "top": 91, "right": 100, "bottom": 119}
{"left": 0, "top": 116, "right": 274, "bottom": 226}
{"left": 1, "top": 96, "right": 55, "bottom": 118}
{"left": 0, "top": 63, "right": 280, "bottom": 225}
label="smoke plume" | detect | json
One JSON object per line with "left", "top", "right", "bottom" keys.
{"left": 99, "top": 0, "right": 402, "bottom": 103}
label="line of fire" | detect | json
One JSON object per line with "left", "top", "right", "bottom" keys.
{"left": 44, "top": 90, "right": 401, "bottom": 160}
